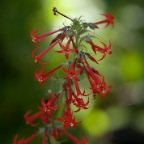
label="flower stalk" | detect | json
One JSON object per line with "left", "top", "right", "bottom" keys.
{"left": 12, "top": 7, "right": 114, "bottom": 144}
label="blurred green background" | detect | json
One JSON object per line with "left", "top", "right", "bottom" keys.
{"left": 1, "top": 0, "right": 144, "bottom": 144}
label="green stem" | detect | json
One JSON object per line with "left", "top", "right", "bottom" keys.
{"left": 56, "top": 92, "right": 66, "bottom": 118}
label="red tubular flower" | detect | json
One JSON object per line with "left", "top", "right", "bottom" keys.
{"left": 62, "top": 60, "right": 84, "bottom": 96}
{"left": 87, "top": 72, "right": 112, "bottom": 99}
{"left": 50, "top": 33, "right": 65, "bottom": 45}
{"left": 38, "top": 94, "right": 59, "bottom": 115}
{"left": 81, "top": 57, "right": 106, "bottom": 98}
{"left": 73, "top": 97, "right": 89, "bottom": 112}
{"left": 57, "top": 106, "right": 81, "bottom": 129}
{"left": 34, "top": 64, "right": 62, "bottom": 86}
{"left": 56, "top": 36, "right": 77, "bottom": 59}
{"left": 97, "top": 41, "right": 112, "bottom": 60}
{"left": 62, "top": 60, "right": 80, "bottom": 81}
{"left": 13, "top": 133, "right": 38, "bottom": 144}
{"left": 31, "top": 28, "right": 63, "bottom": 45}
{"left": 85, "top": 53, "right": 98, "bottom": 64}
{"left": 95, "top": 12, "right": 114, "bottom": 27}
{"left": 99, "top": 75, "right": 112, "bottom": 99}
{"left": 84, "top": 57, "right": 101, "bottom": 84}
{"left": 40, "top": 113, "right": 49, "bottom": 124}
{"left": 85, "top": 37, "right": 112, "bottom": 60}
{"left": 62, "top": 130, "right": 88, "bottom": 144}
{"left": 50, "top": 127, "right": 62, "bottom": 141}
{"left": 63, "top": 81, "right": 75, "bottom": 104}
{"left": 87, "top": 74, "right": 101, "bottom": 98}
{"left": 84, "top": 37, "right": 102, "bottom": 54}
{"left": 89, "top": 41, "right": 111, "bottom": 60}
{"left": 24, "top": 110, "right": 43, "bottom": 127}
{"left": 32, "top": 40, "right": 60, "bottom": 63}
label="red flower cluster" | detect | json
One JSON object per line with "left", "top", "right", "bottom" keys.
{"left": 13, "top": 7, "right": 114, "bottom": 144}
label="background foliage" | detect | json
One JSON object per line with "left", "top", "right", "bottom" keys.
{"left": 1, "top": 0, "right": 144, "bottom": 143}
